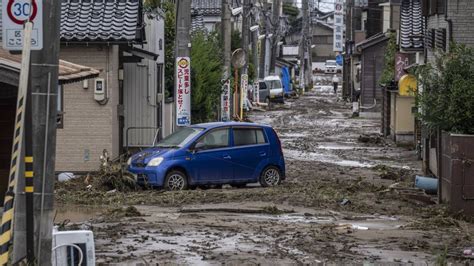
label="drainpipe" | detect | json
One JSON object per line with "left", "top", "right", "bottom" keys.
{"left": 444, "top": 0, "right": 453, "bottom": 47}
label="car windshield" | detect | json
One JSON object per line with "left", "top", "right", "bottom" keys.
{"left": 326, "top": 61, "right": 336, "bottom": 66}
{"left": 265, "top": 80, "right": 282, "bottom": 90}
{"left": 156, "top": 127, "right": 203, "bottom": 148}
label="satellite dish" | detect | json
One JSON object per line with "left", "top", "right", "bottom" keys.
{"left": 231, "top": 48, "right": 247, "bottom": 69}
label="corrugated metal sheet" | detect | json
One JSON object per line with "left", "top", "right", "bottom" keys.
{"left": 123, "top": 62, "right": 159, "bottom": 147}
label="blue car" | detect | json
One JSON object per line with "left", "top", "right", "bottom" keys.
{"left": 127, "top": 122, "right": 285, "bottom": 191}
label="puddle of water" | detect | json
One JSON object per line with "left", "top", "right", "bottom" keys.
{"left": 285, "top": 149, "right": 375, "bottom": 168}
{"left": 356, "top": 246, "right": 432, "bottom": 264}
{"left": 97, "top": 230, "right": 272, "bottom": 265}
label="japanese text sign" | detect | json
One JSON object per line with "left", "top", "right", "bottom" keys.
{"left": 176, "top": 57, "right": 191, "bottom": 126}
{"left": 2, "top": 0, "right": 43, "bottom": 50}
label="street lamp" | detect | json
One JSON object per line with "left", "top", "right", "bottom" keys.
{"left": 277, "top": 41, "right": 284, "bottom": 46}
{"left": 266, "top": 33, "right": 273, "bottom": 38}
{"left": 250, "top": 25, "right": 259, "bottom": 32}
{"left": 231, "top": 7, "right": 243, "bottom": 16}
{"left": 311, "top": 45, "right": 316, "bottom": 48}
{"left": 258, "top": 34, "right": 266, "bottom": 40}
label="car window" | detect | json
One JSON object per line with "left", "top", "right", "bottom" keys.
{"left": 156, "top": 127, "right": 203, "bottom": 148}
{"left": 259, "top": 82, "right": 267, "bottom": 90}
{"left": 233, "top": 128, "right": 267, "bottom": 146}
{"left": 195, "top": 128, "right": 229, "bottom": 150}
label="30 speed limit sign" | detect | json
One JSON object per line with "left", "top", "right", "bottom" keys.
{"left": 2, "top": 0, "right": 43, "bottom": 50}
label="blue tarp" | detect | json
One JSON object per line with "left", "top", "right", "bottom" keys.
{"left": 281, "top": 67, "right": 291, "bottom": 95}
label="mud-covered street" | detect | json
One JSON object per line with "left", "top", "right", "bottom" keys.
{"left": 56, "top": 87, "right": 474, "bottom": 265}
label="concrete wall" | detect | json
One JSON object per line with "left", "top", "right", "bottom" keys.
{"left": 57, "top": 45, "right": 119, "bottom": 172}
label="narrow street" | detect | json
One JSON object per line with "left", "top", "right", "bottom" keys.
{"left": 57, "top": 87, "right": 473, "bottom": 265}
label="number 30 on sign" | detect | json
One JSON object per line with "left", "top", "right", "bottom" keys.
{"left": 2, "top": 0, "right": 43, "bottom": 50}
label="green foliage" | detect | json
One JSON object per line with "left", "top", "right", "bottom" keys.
{"left": 143, "top": 0, "right": 161, "bottom": 11}
{"left": 231, "top": 30, "right": 242, "bottom": 51}
{"left": 417, "top": 43, "right": 474, "bottom": 134}
{"left": 163, "top": 1, "right": 176, "bottom": 98}
{"left": 379, "top": 32, "right": 397, "bottom": 86}
{"left": 190, "top": 32, "right": 224, "bottom": 123}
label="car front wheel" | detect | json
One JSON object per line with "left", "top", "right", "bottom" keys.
{"left": 164, "top": 170, "right": 188, "bottom": 191}
{"left": 259, "top": 166, "right": 281, "bottom": 187}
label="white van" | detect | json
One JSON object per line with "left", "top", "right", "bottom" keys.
{"left": 263, "top": 75, "right": 284, "bottom": 104}
{"left": 325, "top": 60, "right": 337, "bottom": 74}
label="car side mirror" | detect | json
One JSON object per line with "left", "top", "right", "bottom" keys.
{"left": 193, "top": 142, "right": 206, "bottom": 152}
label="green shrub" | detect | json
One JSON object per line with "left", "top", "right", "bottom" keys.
{"left": 417, "top": 44, "right": 474, "bottom": 134}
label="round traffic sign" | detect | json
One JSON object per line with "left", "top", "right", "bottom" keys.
{"left": 7, "top": 0, "right": 38, "bottom": 25}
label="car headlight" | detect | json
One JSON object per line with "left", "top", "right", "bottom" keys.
{"left": 126, "top": 157, "right": 132, "bottom": 166}
{"left": 147, "top": 157, "right": 164, "bottom": 167}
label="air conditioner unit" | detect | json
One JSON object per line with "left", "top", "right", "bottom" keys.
{"left": 52, "top": 228, "right": 95, "bottom": 266}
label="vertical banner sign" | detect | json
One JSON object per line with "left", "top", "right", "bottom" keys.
{"left": 333, "top": 0, "right": 344, "bottom": 52}
{"left": 176, "top": 57, "right": 191, "bottom": 126}
{"left": 2, "top": 0, "right": 43, "bottom": 50}
{"left": 395, "top": 53, "right": 409, "bottom": 81}
{"left": 254, "top": 81, "right": 259, "bottom": 103}
{"left": 221, "top": 80, "right": 231, "bottom": 121}
{"left": 241, "top": 74, "right": 248, "bottom": 112}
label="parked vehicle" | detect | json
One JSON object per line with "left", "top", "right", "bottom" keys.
{"left": 259, "top": 76, "right": 284, "bottom": 105}
{"left": 127, "top": 122, "right": 286, "bottom": 191}
{"left": 325, "top": 60, "right": 337, "bottom": 74}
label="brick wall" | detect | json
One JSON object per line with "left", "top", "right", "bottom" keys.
{"left": 426, "top": 0, "right": 474, "bottom": 62}
{"left": 56, "top": 45, "right": 120, "bottom": 172}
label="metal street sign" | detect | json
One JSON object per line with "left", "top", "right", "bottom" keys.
{"left": 333, "top": 0, "right": 344, "bottom": 52}
{"left": 2, "top": 0, "right": 43, "bottom": 50}
{"left": 176, "top": 57, "right": 191, "bottom": 126}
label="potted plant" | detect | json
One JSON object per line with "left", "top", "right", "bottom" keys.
{"left": 417, "top": 44, "right": 474, "bottom": 215}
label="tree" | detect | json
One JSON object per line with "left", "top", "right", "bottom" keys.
{"left": 417, "top": 44, "right": 474, "bottom": 134}
{"left": 162, "top": 1, "right": 176, "bottom": 99}
{"left": 190, "top": 32, "right": 224, "bottom": 123}
{"left": 379, "top": 31, "right": 397, "bottom": 86}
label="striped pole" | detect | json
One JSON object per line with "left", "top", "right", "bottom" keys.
{"left": 0, "top": 22, "right": 33, "bottom": 265}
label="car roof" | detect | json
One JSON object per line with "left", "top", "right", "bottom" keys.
{"left": 191, "top": 121, "right": 271, "bottom": 130}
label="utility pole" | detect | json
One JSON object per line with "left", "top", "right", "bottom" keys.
{"left": 269, "top": 0, "right": 281, "bottom": 73}
{"left": 259, "top": 1, "right": 271, "bottom": 79}
{"left": 252, "top": 15, "right": 259, "bottom": 80}
{"left": 174, "top": 0, "right": 191, "bottom": 128}
{"left": 300, "top": 0, "right": 309, "bottom": 90}
{"left": 221, "top": 0, "right": 232, "bottom": 120}
{"left": 28, "top": 0, "right": 61, "bottom": 264}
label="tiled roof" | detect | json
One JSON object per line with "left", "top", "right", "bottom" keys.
{"left": 192, "top": 0, "right": 222, "bottom": 16}
{"left": 60, "top": 0, "right": 142, "bottom": 42}
{"left": 400, "top": 0, "right": 425, "bottom": 50}
{"left": 0, "top": 48, "right": 100, "bottom": 84}
{"left": 191, "top": 0, "right": 239, "bottom": 16}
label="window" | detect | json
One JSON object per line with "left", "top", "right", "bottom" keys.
{"left": 233, "top": 128, "right": 267, "bottom": 146}
{"left": 425, "top": 0, "right": 445, "bottom": 15}
{"left": 195, "top": 128, "right": 229, "bottom": 150}
{"left": 57, "top": 85, "right": 64, "bottom": 129}
{"left": 157, "top": 127, "right": 204, "bottom": 148}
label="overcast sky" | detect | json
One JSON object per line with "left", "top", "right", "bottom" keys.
{"left": 294, "top": 0, "right": 336, "bottom": 12}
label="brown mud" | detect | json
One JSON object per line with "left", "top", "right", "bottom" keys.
{"left": 55, "top": 86, "right": 474, "bottom": 265}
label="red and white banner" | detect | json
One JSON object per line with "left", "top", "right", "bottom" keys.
{"left": 221, "top": 80, "right": 231, "bottom": 121}
{"left": 176, "top": 57, "right": 191, "bottom": 126}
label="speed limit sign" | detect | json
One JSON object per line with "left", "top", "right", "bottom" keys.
{"left": 2, "top": 0, "right": 43, "bottom": 50}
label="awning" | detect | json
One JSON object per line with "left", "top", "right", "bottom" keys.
{"left": 0, "top": 48, "right": 100, "bottom": 85}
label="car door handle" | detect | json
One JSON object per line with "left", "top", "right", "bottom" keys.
{"left": 259, "top": 152, "right": 267, "bottom": 157}
{"left": 223, "top": 155, "right": 232, "bottom": 160}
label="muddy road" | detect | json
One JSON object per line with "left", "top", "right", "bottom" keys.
{"left": 56, "top": 87, "right": 474, "bottom": 265}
